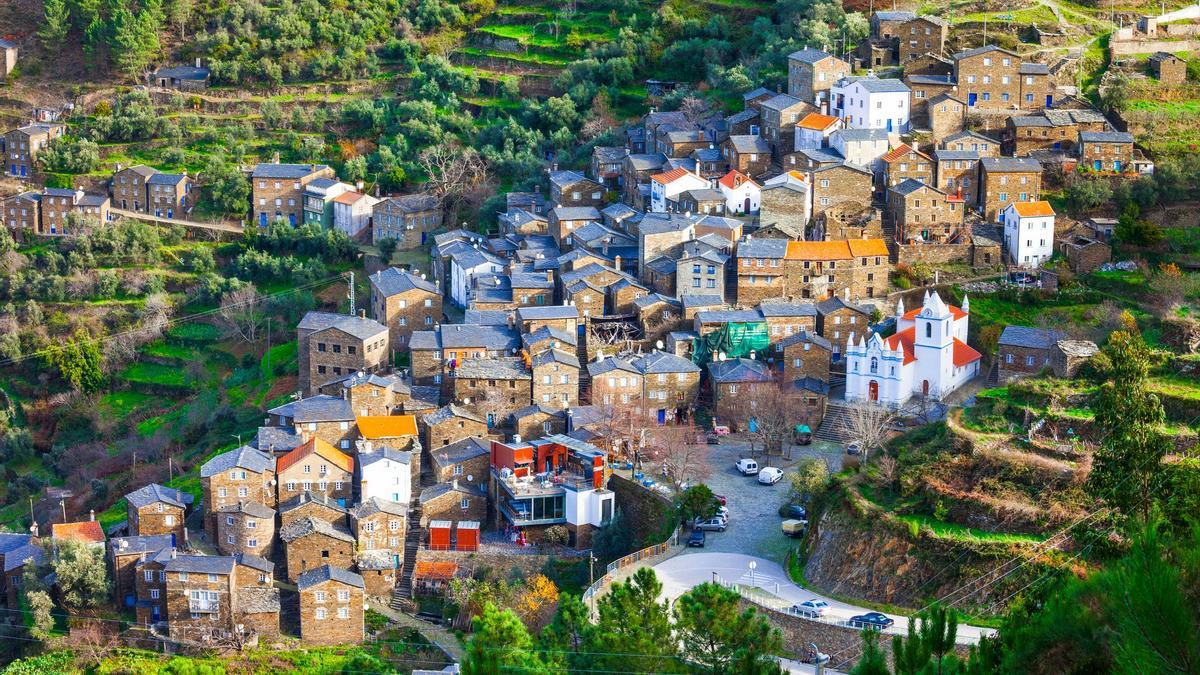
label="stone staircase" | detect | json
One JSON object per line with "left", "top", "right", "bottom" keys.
{"left": 390, "top": 504, "right": 424, "bottom": 609}
{"left": 576, "top": 330, "right": 592, "bottom": 403}
{"left": 814, "top": 401, "right": 856, "bottom": 443}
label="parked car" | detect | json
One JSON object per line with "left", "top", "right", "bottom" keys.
{"left": 779, "top": 503, "right": 807, "bottom": 519}
{"left": 736, "top": 458, "right": 759, "bottom": 475}
{"left": 687, "top": 528, "right": 706, "bottom": 547}
{"left": 781, "top": 519, "right": 807, "bottom": 538}
{"left": 849, "top": 612, "right": 895, "bottom": 630}
{"left": 758, "top": 467, "right": 784, "bottom": 485}
{"left": 694, "top": 517, "right": 728, "bottom": 532}
{"left": 705, "top": 432, "right": 722, "bottom": 445}
{"left": 715, "top": 506, "right": 730, "bottom": 521}
{"left": 792, "top": 599, "right": 829, "bottom": 618}
{"left": 846, "top": 441, "right": 863, "bottom": 455}
{"left": 712, "top": 424, "right": 731, "bottom": 436}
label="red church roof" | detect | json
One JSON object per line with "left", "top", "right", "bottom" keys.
{"left": 952, "top": 338, "right": 982, "bottom": 367}
{"left": 883, "top": 327, "right": 917, "bottom": 365}
{"left": 902, "top": 305, "right": 967, "bottom": 321}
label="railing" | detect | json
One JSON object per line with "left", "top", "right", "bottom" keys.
{"left": 188, "top": 599, "right": 221, "bottom": 613}
{"left": 582, "top": 526, "right": 680, "bottom": 610}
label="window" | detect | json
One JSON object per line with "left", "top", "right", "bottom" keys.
{"left": 315, "top": 608, "right": 327, "bottom": 620}
{"left": 338, "top": 607, "right": 350, "bottom": 619}
{"left": 226, "top": 516, "right": 235, "bottom": 526}
{"left": 145, "top": 570, "right": 154, "bottom": 582}
{"left": 461, "top": 498, "right": 471, "bottom": 510}
{"left": 150, "top": 589, "right": 159, "bottom": 599}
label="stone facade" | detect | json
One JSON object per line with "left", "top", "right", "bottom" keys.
{"left": 276, "top": 439, "right": 355, "bottom": 506}
{"left": 419, "top": 481, "right": 488, "bottom": 526}
{"left": 721, "top": 136, "right": 772, "bottom": 177}
{"left": 1078, "top": 133, "right": 1135, "bottom": 173}
{"left": 127, "top": 498, "right": 187, "bottom": 543}
{"left": 531, "top": 350, "right": 581, "bottom": 409}
{"left": 371, "top": 194, "right": 442, "bottom": 249}
{"left": 1, "top": 192, "right": 39, "bottom": 234}
{"left": 928, "top": 94, "right": 967, "bottom": 141}
{"left": 452, "top": 360, "right": 533, "bottom": 425}
{"left": 998, "top": 343, "right": 1054, "bottom": 383}
{"left": 423, "top": 406, "right": 490, "bottom": 449}
{"left": 953, "top": 46, "right": 1050, "bottom": 110}
{"left": 787, "top": 49, "right": 851, "bottom": 107}
{"left": 979, "top": 158, "right": 1042, "bottom": 221}
{"left": 297, "top": 312, "right": 389, "bottom": 397}
{"left": 350, "top": 499, "right": 407, "bottom": 563}
{"left": 898, "top": 17, "right": 948, "bottom": 63}
{"left": 1059, "top": 235, "right": 1111, "bottom": 273}
{"left": 201, "top": 448, "right": 277, "bottom": 542}
{"left": 111, "top": 165, "right": 155, "bottom": 212}
{"left": 810, "top": 164, "right": 874, "bottom": 221}
{"left": 216, "top": 502, "right": 276, "bottom": 558}
{"left": 429, "top": 438, "right": 491, "bottom": 484}
{"left": 297, "top": 567, "right": 365, "bottom": 645}
{"left": 889, "top": 181, "right": 966, "bottom": 244}
{"left": 370, "top": 269, "right": 442, "bottom": 349}
{"left": 775, "top": 332, "right": 833, "bottom": 383}
{"left": 251, "top": 164, "right": 335, "bottom": 228}
{"left": 1150, "top": 51, "right": 1187, "bottom": 84}
{"left": 281, "top": 518, "right": 355, "bottom": 583}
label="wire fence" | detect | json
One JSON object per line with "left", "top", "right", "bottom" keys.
{"left": 582, "top": 526, "right": 680, "bottom": 608}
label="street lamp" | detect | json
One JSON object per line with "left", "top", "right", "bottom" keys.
{"left": 748, "top": 560, "right": 757, "bottom": 588}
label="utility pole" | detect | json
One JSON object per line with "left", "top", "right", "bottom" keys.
{"left": 265, "top": 317, "right": 272, "bottom": 377}
{"left": 347, "top": 272, "right": 355, "bottom": 315}
{"left": 169, "top": 456, "right": 174, "bottom": 481}
{"left": 588, "top": 552, "right": 597, "bottom": 614}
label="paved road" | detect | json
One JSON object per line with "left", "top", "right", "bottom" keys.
{"left": 652, "top": 552, "right": 996, "bottom": 646}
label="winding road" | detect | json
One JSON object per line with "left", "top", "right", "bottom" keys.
{"left": 651, "top": 552, "right": 996, "bottom": 646}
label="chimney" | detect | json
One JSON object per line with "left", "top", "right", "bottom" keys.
{"left": 546, "top": 270, "right": 553, "bottom": 283}
{"left": 614, "top": 254, "right": 622, "bottom": 270}
{"left": 170, "top": 547, "right": 177, "bottom": 559}
{"left": 452, "top": 479, "right": 459, "bottom": 490}
{"left": 359, "top": 309, "right": 366, "bottom": 319}
{"left": 89, "top": 509, "right": 95, "bottom": 522}
{"left": 195, "top": 57, "right": 201, "bottom": 69}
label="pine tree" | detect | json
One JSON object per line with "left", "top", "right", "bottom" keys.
{"left": 593, "top": 567, "right": 682, "bottom": 672}
{"left": 851, "top": 630, "right": 891, "bottom": 675}
{"left": 461, "top": 602, "right": 562, "bottom": 674}
{"left": 673, "top": 582, "right": 783, "bottom": 674}
{"left": 39, "top": 0, "right": 72, "bottom": 49}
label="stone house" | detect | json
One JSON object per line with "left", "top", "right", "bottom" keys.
{"left": 677, "top": 188, "right": 727, "bottom": 216}
{"left": 898, "top": 16, "right": 949, "bottom": 63}
{"left": 810, "top": 163, "right": 874, "bottom": 222}
{"left": 409, "top": 323, "right": 520, "bottom": 387}
{"left": 233, "top": 556, "right": 281, "bottom": 640}
{"left": 280, "top": 516, "right": 356, "bottom": 583}
{"left": 1150, "top": 51, "right": 1187, "bottom": 84}
{"left": 200, "top": 445, "right": 276, "bottom": 542}
{"left": 591, "top": 147, "right": 629, "bottom": 187}
{"left": 979, "top": 157, "right": 1043, "bottom": 221}
{"left": 888, "top": 179, "right": 966, "bottom": 244}
{"left": 0, "top": 39, "right": 16, "bottom": 80}
{"left": 816, "top": 296, "right": 873, "bottom": 358}
{"left": 759, "top": 94, "right": 814, "bottom": 160}
{"left": 512, "top": 271, "right": 556, "bottom": 308}
{"left": 637, "top": 293, "right": 685, "bottom": 341}
{"left": 760, "top": 302, "right": 819, "bottom": 343}
{"left": 149, "top": 65, "right": 210, "bottom": 91}
{"left": 707, "top": 358, "right": 775, "bottom": 411}
{"left": 1058, "top": 235, "right": 1111, "bottom": 273}
{"left": 161, "top": 554, "right": 238, "bottom": 642}
{"left": 452, "top": 357, "right": 533, "bottom": 426}
{"left": 882, "top": 144, "right": 935, "bottom": 192}
{"left": 587, "top": 356, "right": 644, "bottom": 408}
{"left": 350, "top": 497, "right": 407, "bottom": 566}
{"left": 147, "top": 173, "right": 193, "bottom": 218}
{"left": 760, "top": 171, "right": 812, "bottom": 236}
{"left": 952, "top": 45, "right": 1050, "bottom": 110}
{"left": 927, "top": 93, "right": 967, "bottom": 141}
{"left": 933, "top": 150, "right": 981, "bottom": 206}
{"left": 2, "top": 191, "right": 40, "bottom": 234}
{"left": 369, "top": 268, "right": 441, "bottom": 349}
{"left": 550, "top": 206, "right": 603, "bottom": 248}
{"left": 787, "top": 48, "right": 851, "bottom": 109}
{"left": 279, "top": 491, "right": 349, "bottom": 530}
{"left": 943, "top": 130, "right": 1001, "bottom": 156}
{"left": 108, "top": 534, "right": 172, "bottom": 608}
{"left": 620, "top": 153, "right": 668, "bottom": 208}
{"left": 215, "top": 501, "right": 276, "bottom": 559}
{"left": 516, "top": 304, "right": 579, "bottom": 335}
{"left": 422, "top": 404, "right": 489, "bottom": 449}
{"left": 792, "top": 377, "right": 831, "bottom": 428}
{"left": 275, "top": 437, "right": 355, "bottom": 507}
{"left": 268, "top": 395, "right": 357, "bottom": 451}
{"left": 4, "top": 123, "right": 65, "bottom": 179}
{"left": 111, "top": 165, "right": 157, "bottom": 212}
{"left": 774, "top": 330, "right": 833, "bottom": 383}
{"left": 355, "top": 549, "right": 398, "bottom": 597}
{"left": 530, "top": 349, "right": 581, "bottom": 409}
{"left": 549, "top": 170, "right": 605, "bottom": 208}
{"left": 511, "top": 405, "right": 568, "bottom": 440}
{"left": 1077, "top": 131, "right": 1135, "bottom": 173}
{"left": 125, "top": 484, "right": 193, "bottom": 544}
{"left": 1051, "top": 340, "right": 1100, "bottom": 378}
{"left": 632, "top": 351, "right": 702, "bottom": 423}
{"left": 690, "top": 146, "right": 729, "bottom": 179}
{"left": 417, "top": 480, "right": 487, "bottom": 527}
{"left": 997, "top": 325, "right": 1064, "bottom": 383}
{"left": 428, "top": 436, "right": 491, "bottom": 484}
{"left": 38, "top": 188, "right": 82, "bottom": 236}
{"left": 297, "top": 566, "right": 365, "bottom": 645}
{"left": 521, "top": 325, "right": 576, "bottom": 355}
{"left": 251, "top": 163, "right": 334, "bottom": 228}
{"left": 371, "top": 194, "right": 442, "bottom": 249}
{"left": 657, "top": 129, "right": 711, "bottom": 158}
{"left": 297, "top": 311, "right": 389, "bottom": 397}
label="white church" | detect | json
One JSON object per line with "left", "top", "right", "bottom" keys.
{"left": 845, "top": 291, "right": 981, "bottom": 407}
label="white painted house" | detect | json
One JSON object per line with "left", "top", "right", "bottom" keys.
{"left": 1001, "top": 201, "right": 1056, "bottom": 268}
{"left": 845, "top": 291, "right": 981, "bottom": 407}
{"left": 716, "top": 169, "right": 761, "bottom": 215}
{"left": 829, "top": 128, "right": 891, "bottom": 172}
{"left": 332, "top": 190, "right": 379, "bottom": 238}
{"left": 448, "top": 245, "right": 505, "bottom": 307}
{"left": 358, "top": 446, "right": 413, "bottom": 505}
{"left": 649, "top": 166, "right": 710, "bottom": 213}
{"left": 794, "top": 112, "right": 844, "bottom": 151}
{"left": 830, "top": 77, "right": 911, "bottom": 133}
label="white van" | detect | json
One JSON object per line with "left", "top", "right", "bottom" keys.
{"left": 736, "top": 458, "right": 759, "bottom": 475}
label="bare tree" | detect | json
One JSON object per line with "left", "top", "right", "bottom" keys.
{"left": 716, "top": 378, "right": 809, "bottom": 458}
{"left": 843, "top": 402, "right": 895, "bottom": 462}
{"left": 678, "top": 96, "right": 709, "bottom": 126}
{"left": 416, "top": 145, "right": 493, "bottom": 225}
{"left": 642, "top": 423, "right": 711, "bottom": 491}
{"left": 467, "top": 388, "right": 512, "bottom": 429}
{"left": 217, "top": 285, "right": 266, "bottom": 343}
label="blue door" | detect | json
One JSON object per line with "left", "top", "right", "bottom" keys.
{"left": 337, "top": 498, "right": 346, "bottom": 507}
{"left": 1053, "top": 142, "right": 1061, "bottom": 150}
{"left": 155, "top": 209, "right": 161, "bottom": 217}
{"left": 152, "top": 606, "right": 160, "bottom": 621}
{"left": 968, "top": 93, "right": 977, "bottom": 107}
{"left": 421, "top": 231, "right": 427, "bottom": 244}
{"left": 1114, "top": 160, "right": 1121, "bottom": 172}
{"left": 1046, "top": 95, "right": 1053, "bottom": 108}
{"left": 288, "top": 213, "right": 296, "bottom": 226}
{"left": 1094, "top": 160, "right": 1102, "bottom": 171}
{"left": 394, "top": 555, "right": 400, "bottom": 569}
{"left": 167, "top": 209, "right": 173, "bottom": 218}
{"left": 886, "top": 118, "right": 893, "bottom": 132}
{"left": 657, "top": 409, "right": 666, "bottom": 425}
{"left": 19, "top": 165, "right": 26, "bottom": 177}
{"left": 259, "top": 212, "right": 267, "bottom": 227}
{"left": 487, "top": 413, "right": 495, "bottom": 429}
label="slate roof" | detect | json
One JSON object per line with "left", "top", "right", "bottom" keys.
{"left": 833, "top": 128, "right": 890, "bottom": 143}
{"left": 109, "top": 534, "right": 174, "bottom": 557}
{"left": 370, "top": 267, "right": 438, "bottom": 297}
{"left": 351, "top": 496, "right": 409, "bottom": 519}
{"left": 980, "top": 157, "right": 1042, "bottom": 173}
{"left": 147, "top": 173, "right": 187, "bottom": 186}
{"left": 269, "top": 395, "right": 354, "bottom": 424}
{"left": 0, "top": 533, "right": 35, "bottom": 555}
{"left": 816, "top": 296, "right": 871, "bottom": 316}
{"left": 297, "top": 564, "right": 364, "bottom": 590}
{"left": 875, "top": 10, "right": 916, "bottom": 20}
{"left": 549, "top": 169, "right": 591, "bottom": 188}
{"left": 437, "top": 324, "right": 520, "bottom": 351}
{"left": 842, "top": 77, "right": 910, "bottom": 94}
{"left": 280, "top": 516, "right": 355, "bottom": 544}
{"left": 255, "top": 426, "right": 304, "bottom": 453}
{"left": 298, "top": 311, "right": 387, "bottom": 340}
{"left": 998, "top": 325, "right": 1066, "bottom": 349}
{"left": 522, "top": 325, "right": 577, "bottom": 349}
{"left": 2, "top": 543, "right": 43, "bottom": 572}
{"left": 799, "top": 148, "right": 845, "bottom": 164}
{"left": 1018, "top": 62, "right": 1050, "bottom": 75}
{"left": 625, "top": 153, "right": 668, "bottom": 171}
{"left": 759, "top": 302, "right": 818, "bottom": 318}
{"left": 708, "top": 358, "right": 774, "bottom": 383}
{"left": 125, "top": 483, "right": 194, "bottom": 510}
{"left": 553, "top": 206, "right": 602, "bottom": 221}
{"left": 430, "top": 437, "right": 490, "bottom": 466}
{"left": 516, "top": 305, "right": 579, "bottom": 321}
{"left": 696, "top": 309, "right": 765, "bottom": 324}
{"left": 252, "top": 163, "right": 329, "bottom": 179}
{"left": 454, "top": 356, "right": 529, "bottom": 380}
{"left": 1079, "top": 131, "right": 1134, "bottom": 144}
{"left": 164, "top": 554, "right": 236, "bottom": 575}
{"left": 891, "top": 178, "right": 940, "bottom": 197}
{"left": 359, "top": 447, "right": 413, "bottom": 470}
{"left": 423, "top": 404, "right": 486, "bottom": 427}
{"left": 633, "top": 350, "right": 702, "bottom": 374}
{"left": 278, "top": 491, "right": 348, "bottom": 515}
{"left": 594, "top": 146, "right": 630, "bottom": 163}
{"left": 788, "top": 48, "right": 839, "bottom": 64}
{"left": 777, "top": 330, "right": 833, "bottom": 351}
{"left": 201, "top": 445, "right": 274, "bottom": 478}
{"left": 531, "top": 349, "right": 581, "bottom": 369}
{"left": 511, "top": 404, "right": 565, "bottom": 421}
{"left": 418, "top": 481, "right": 479, "bottom": 505}
{"left": 953, "top": 45, "right": 1018, "bottom": 60}
{"left": 511, "top": 271, "right": 555, "bottom": 290}
{"left": 77, "top": 194, "right": 109, "bottom": 207}
{"left": 638, "top": 212, "right": 696, "bottom": 235}
{"left": 793, "top": 377, "right": 831, "bottom": 395}
{"left": 154, "top": 65, "right": 210, "bottom": 81}
{"left": 635, "top": 293, "right": 681, "bottom": 311}
{"left": 216, "top": 501, "right": 276, "bottom": 518}
{"left": 738, "top": 237, "right": 790, "bottom": 259}
{"left": 463, "top": 309, "right": 515, "bottom": 326}
{"left": 934, "top": 150, "right": 980, "bottom": 162}
{"left": 727, "top": 135, "right": 772, "bottom": 154}
{"left": 587, "top": 355, "right": 639, "bottom": 377}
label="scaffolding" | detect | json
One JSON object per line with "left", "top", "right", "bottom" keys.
{"left": 690, "top": 322, "right": 771, "bottom": 367}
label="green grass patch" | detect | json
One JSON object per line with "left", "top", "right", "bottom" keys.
{"left": 136, "top": 407, "right": 186, "bottom": 437}
{"left": 120, "top": 362, "right": 191, "bottom": 388}
{"left": 894, "top": 514, "right": 1049, "bottom": 544}
{"left": 457, "top": 47, "right": 571, "bottom": 66}
{"left": 167, "top": 322, "right": 222, "bottom": 344}
{"left": 98, "top": 391, "right": 157, "bottom": 418}
{"left": 140, "top": 341, "right": 200, "bottom": 362}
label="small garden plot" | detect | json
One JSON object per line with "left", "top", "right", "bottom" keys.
{"left": 98, "top": 391, "right": 158, "bottom": 418}
{"left": 167, "top": 322, "right": 222, "bottom": 344}
{"left": 140, "top": 341, "right": 200, "bottom": 362}
{"left": 120, "top": 362, "right": 192, "bottom": 389}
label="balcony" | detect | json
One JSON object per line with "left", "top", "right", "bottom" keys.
{"left": 188, "top": 598, "right": 220, "bottom": 614}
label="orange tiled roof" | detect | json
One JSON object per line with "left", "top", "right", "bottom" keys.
{"left": 413, "top": 561, "right": 459, "bottom": 580}
{"left": 333, "top": 191, "right": 367, "bottom": 205}
{"left": 52, "top": 521, "right": 105, "bottom": 544}
{"left": 357, "top": 415, "right": 418, "bottom": 439}
{"left": 847, "top": 239, "right": 890, "bottom": 257}
{"left": 650, "top": 167, "right": 693, "bottom": 184}
{"left": 884, "top": 327, "right": 917, "bottom": 365}
{"left": 1011, "top": 201, "right": 1055, "bottom": 218}
{"left": 785, "top": 240, "right": 852, "bottom": 261}
{"left": 798, "top": 112, "right": 840, "bottom": 131}
{"left": 952, "top": 338, "right": 983, "bottom": 367}
{"left": 717, "top": 169, "right": 759, "bottom": 190}
{"left": 902, "top": 305, "right": 968, "bottom": 321}
{"left": 881, "top": 143, "right": 914, "bottom": 163}
{"left": 277, "top": 437, "right": 354, "bottom": 475}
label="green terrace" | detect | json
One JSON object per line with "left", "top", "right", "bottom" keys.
{"left": 454, "top": 46, "right": 572, "bottom": 68}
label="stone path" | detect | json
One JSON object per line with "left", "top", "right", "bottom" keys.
{"left": 368, "top": 599, "right": 467, "bottom": 663}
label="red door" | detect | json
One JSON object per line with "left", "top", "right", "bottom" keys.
{"left": 922, "top": 380, "right": 930, "bottom": 397}
{"left": 868, "top": 380, "right": 879, "bottom": 402}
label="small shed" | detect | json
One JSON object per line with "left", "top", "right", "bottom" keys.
{"left": 412, "top": 561, "right": 459, "bottom": 596}
{"left": 428, "top": 520, "right": 452, "bottom": 551}
{"left": 456, "top": 521, "right": 480, "bottom": 551}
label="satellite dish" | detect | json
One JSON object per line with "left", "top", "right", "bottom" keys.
{"left": 718, "top": 351, "right": 727, "bottom": 361}
{"left": 656, "top": 340, "right": 664, "bottom": 350}
{"left": 467, "top": 474, "right": 474, "bottom": 481}
{"left": 463, "top": 398, "right": 471, "bottom": 405}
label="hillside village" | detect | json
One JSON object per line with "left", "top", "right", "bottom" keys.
{"left": 0, "top": 0, "right": 1199, "bottom": 671}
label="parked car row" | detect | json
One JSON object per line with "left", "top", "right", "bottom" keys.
{"left": 735, "top": 458, "right": 785, "bottom": 485}
{"left": 788, "top": 600, "right": 897, "bottom": 632}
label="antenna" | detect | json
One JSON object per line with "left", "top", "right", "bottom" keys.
{"left": 346, "top": 271, "right": 355, "bottom": 313}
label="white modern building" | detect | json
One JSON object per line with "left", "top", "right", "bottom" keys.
{"left": 332, "top": 190, "right": 379, "bottom": 238}
{"left": 829, "top": 128, "right": 891, "bottom": 172}
{"left": 1001, "top": 201, "right": 1056, "bottom": 268}
{"left": 358, "top": 446, "right": 413, "bottom": 505}
{"left": 794, "top": 112, "right": 844, "bottom": 151}
{"left": 845, "top": 291, "right": 981, "bottom": 407}
{"left": 447, "top": 245, "right": 505, "bottom": 307}
{"left": 649, "top": 167, "right": 711, "bottom": 213}
{"left": 830, "top": 77, "right": 911, "bottom": 133}
{"left": 716, "top": 169, "right": 761, "bottom": 215}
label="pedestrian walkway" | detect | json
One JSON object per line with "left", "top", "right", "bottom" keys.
{"left": 368, "top": 599, "right": 466, "bottom": 663}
